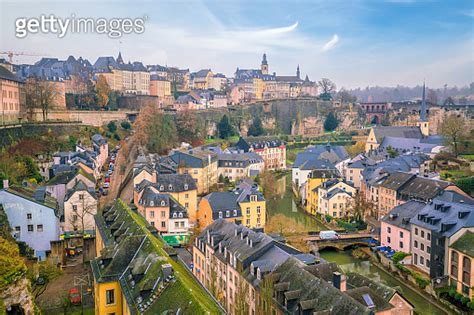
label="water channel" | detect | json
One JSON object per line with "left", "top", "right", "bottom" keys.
{"left": 267, "top": 174, "right": 448, "bottom": 315}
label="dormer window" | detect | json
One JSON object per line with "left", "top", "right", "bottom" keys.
{"left": 178, "top": 212, "right": 183, "bottom": 218}
{"left": 161, "top": 200, "right": 166, "bottom": 206}
{"left": 233, "top": 210, "right": 237, "bottom": 216}
{"left": 219, "top": 211, "right": 223, "bottom": 218}
{"left": 160, "top": 185, "right": 164, "bottom": 191}
{"left": 168, "top": 184, "right": 173, "bottom": 190}
{"left": 150, "top": 201, "right": 154, "bottom": 206}
{"left": 226, "top": 210, "right": 230, "bottom": 217}
{"left": 173, "top": 213, "right": 177, "bottom": 218}
{"left": 184, "top": 184, "right": 188, "bottom": 190}
{"left": 250, "top": 195, "right": 257, "bottom": 202}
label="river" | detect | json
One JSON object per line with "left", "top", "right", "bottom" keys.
{"left": 267, "top": 174, "right": 448, "bottom": 315}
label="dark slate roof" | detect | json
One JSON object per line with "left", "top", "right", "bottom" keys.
{"left": 303, "top": 262, "right": 340, "bottom": 282}
{"left": 410, "top": 197, "right": 474, "bottom": 238}
{"left": 217, "top": 153, "right": 263, "bottom": 167}
{"left": 64, "top": 180, "right": 97, "bottom": 201}
{"left": 91, "top": 134, "right": 107, "bottom": 145}
{"left": 322, "top": 187, "right": 352, "bottom": 199}
{"left": 449, "top": 231, "right": 474, "bottom": 257}
{"left": 379, "top": 172, "right": 415, "bottom": 191}
{"left": 169, "top": 150, "right": 217, "bottom": 168}
{"left": 346, "top": 272, "right": 397, "bottom": 302}
{"left": 437, "top": 190, "right": 474, "bottom": 205}
{"left": 345, "top": 287, "right": 394, "bottom": 312}
{"left": 154, "top": 174, "right": 197, "bottom": 192}
{"left": 138, "top": 187, "right": 188, "bottom": 218}
{"left": 398, "top": 177, "right": 450, "bottom": 201}
{"left": 295, "top": 157, "right": 337, "bottom": 171}
{"left": 303, "top": 144, "right": 348, "bottom": 164}
{"left": 272, "top": 258, "right": 371, "bottom": 315}
{"left": 381, "top": 201, "right": 426, "bottom": 230}
{"left": 204, "top": 192, "right": 241, "bottom": 220}
{"left": 0, "top": 66, "right": 22, "bottom": 83}
{"left": 372, "top": 126, "right": 423, "bottom": 142}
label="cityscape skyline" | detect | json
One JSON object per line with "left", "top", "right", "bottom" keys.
{"left": 1, "top": 0, "right": 473, "bottom": 89}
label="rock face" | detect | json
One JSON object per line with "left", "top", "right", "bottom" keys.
{"left": 1, "top": 278, "right": 35, "bottom": 314}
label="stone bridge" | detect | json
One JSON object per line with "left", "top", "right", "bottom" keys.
{"left": 304, "top": 233, "right": 375, "bottom": 251}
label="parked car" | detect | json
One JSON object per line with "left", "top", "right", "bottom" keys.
{"left": 107, "top": 170, "right": 113, "bottom": 175}
{"left": 102, "top": 189, "right": 109, "bottom": 196}
{"left": 69, "top": 287, "right": 81, "bottom": 305}
{"left": 103, "top": 182, "right": 110, "bottom": 189}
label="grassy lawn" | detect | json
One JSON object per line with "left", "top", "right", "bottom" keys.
{"left": 121, "top": 200, "right": 223, "bottom": 314}
{"left": 460, "top": 154, "right": 474, "bottom": 161}
{"left": 440, "top": 169, "right": 470, "bottom": 181}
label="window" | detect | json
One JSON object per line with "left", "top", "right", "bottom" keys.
{"left": 193, "top": 170, "right": 198, "bottom": 175}
{"left": 420, "top": 256, "right": 424, "bottom": 265}
{"left": 427, "top": 233, "right": 431, "bottom": 241}
{"left": 37, "top": 225, "right": 43, "bottom": 232}
{"left": 27, "top": 213, "right": 32, "bottom": 220}
{"left": 105, "top": 289, "right": 115, "bottom": 305}
{"left": 387, "top": 236, "right": 391, "bottom": 244}
{"left": 150, "top": 221, "right": 155, "bottom": 226}
{"left": 421, "top": 230, "right": 425, "bottom": 238}
{"left": 421, "top": 243, "right": 424, "bottom": 251}
{"left": 185, "top": 202, "right": 189, "bottom": 208}
{"left": 226, "top": 210, "right": 230, "bottom": 217}
{"left": 161, "top": 211, "right": 166, "bottom": 218}
{"left": 79, "top": 194, "right": 84, "bottom": 200}
{"left": 150, "top": 211, "right": 155, "bottom": 218}
{"left": 414, "top": 253, "right": 418, "bottom": 264}
{"left": 15, "top": 226, "right": 20, "bottom": 232}
{"left": 246, "top": 219, "right": 250, "bottom": 225}
{"left": 451, "top": 251, "right": 458, "bottom": 277}
{"left": 257, "top": 206, "right": 261, "bottom": 214}
{"left": 175, "top": 222, "right": 179, "bottom": 228}
{"left": 219, "top": 211, "right": 223, "bottom": 219}
{"left": 180, "top": 221, "right": 184, "bottom": 227}
{"left": 414, "top": 240, "right": 418, "bottom": 248}
{"left": 233, "top": 210, "right": 237, "bottom": 216}
{"left": 415, "top": 227, "right": 418, "bottom": 236}
{"left": 161, "top": 222, "right": 166, "bottom": 228}
{"left": 400, "top": 231, "right": 403, "bottom": 238}
{"left": 463, "top": 257, "right": 471, "bottom": 285}
{"left": 73, "top": 205, "right": 78, "bottom": 211}
{"left": 400, "top": 241, "right": 403, "bottom": 249}
{"left": 387, "top": 226, "right": 391, "bottom": 233}
{"left": 427, "top": 246, "right": 431, "bottom": 254}
{"left": 184, "top": 185, "right": 188, "bottom": 191}
{"left": 426, "top": 259, "right": 430, "bottom": 267}
{"left": 27, "top": 225, "right": 33, "bottom": 232}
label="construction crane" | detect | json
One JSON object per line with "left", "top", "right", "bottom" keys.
{"left": 0, "top": 51, "right": 46, "bottom": 63}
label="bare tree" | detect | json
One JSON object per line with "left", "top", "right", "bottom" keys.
{"left": 349, "top": 190, "right": 376, "bottom": 221}
{"left": 318, "top": 78, "right": 337, "bottom": 95}
{"left": 440, "top": 114, "right": 467, "bottom": 157}
{"left": 25, "top": 77, "right": 60, "bottom": 121}
{"left": 69, "top": 197, "right": 97, "bottom": 234}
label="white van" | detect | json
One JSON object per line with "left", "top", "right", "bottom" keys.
{"left": 319, "top": 230, "right": 339, "bottom": 240}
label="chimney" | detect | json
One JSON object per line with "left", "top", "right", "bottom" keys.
{"left": 333, "top": 272, "right": 346, "bottom": 292}
{"left": 2, "top": 179, "right": 8, "bottom": 189}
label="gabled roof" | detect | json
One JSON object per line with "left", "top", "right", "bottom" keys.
{"left": 345, "top": 287, "right": 393, "bottom": 312}
{"left": 372, "top": 126, "right": 423, "bottom": 142}
{"left": 398, "top": 177, "right": 450, "bottom": 201}
{"left": 381, "top": 201, "right": 426, "bottom": 230}
{"left": 65, "top": 180, "right": 97, "bottom": 201}
{"left": 379, "top": 172, "right": 415, "bottom": 191}
{"left": 2, "top": 186, "right": 57, "bottom": 210}
{"left": 0, "top": 66, "right": 22, "bottom": 83}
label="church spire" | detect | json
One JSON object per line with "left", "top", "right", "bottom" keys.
{"left": 296, "top": 65, "right": 300, "bottom": 79}
{"left": 420, "top": 81, "right": 427, "bottom": 122}
{"left": 117, "top": 51, "right": 124, "bottom": 64}
{"left": 262, "top": 53, "right": 268, "bottom": 65}
{"left": 261, "top": 53, "right": 269, "bottom": 75}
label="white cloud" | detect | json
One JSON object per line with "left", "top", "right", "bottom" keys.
{"left": 322, "top": 34, "right": 339, "bottom": 51}
{"left": 462, "top": 10, "right": 474, "bottom": 18}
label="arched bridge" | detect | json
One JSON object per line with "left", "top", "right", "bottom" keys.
{"left": 304, "top": 233, "right": 376, "bottom": 250}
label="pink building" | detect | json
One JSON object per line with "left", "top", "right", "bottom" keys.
{"left": 380, "top": 201, "right": 425, "bottom": 253}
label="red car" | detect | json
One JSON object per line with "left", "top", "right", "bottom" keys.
{"left": 105, "top": 177, "right": 111, "bottom": 183}
{"left": 69, "top": 287, "right": 81, "bottom": 305}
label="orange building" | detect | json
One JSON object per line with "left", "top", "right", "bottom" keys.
{"left": 0, "top": 66, "right": 23, "bottom": 124}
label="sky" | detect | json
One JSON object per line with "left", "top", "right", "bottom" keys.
{"left": 1, "top": 0, "right": 473, "bottom": 89}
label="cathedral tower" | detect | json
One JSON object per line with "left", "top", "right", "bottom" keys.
{"left": 416, "top": 82, "right": 430, "bottom": 136}
{"left": 261, "top": 53, "right": 268, "bottom": 75}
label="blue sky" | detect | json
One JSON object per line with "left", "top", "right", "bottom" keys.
{"left": 1, "top": 0, "right": 473, "bottom": 88}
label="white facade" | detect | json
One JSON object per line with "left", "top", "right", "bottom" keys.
{"left": 63, "top": 189, "right": 97, "bottom": 233}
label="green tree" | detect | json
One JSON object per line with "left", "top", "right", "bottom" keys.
{"left": 440, "top": 114, "right": 467, "bottom": 156}
{"left": 386, "top": 145, "right": 399, "bottom": 158}
{"left": 107, "top": 121, "right": 117, "bottom": 133}
{"left": 147, "top": 114, "right": 178, "bottom": 154}
{"left": 218, "top": 115, "right": 235, "bottom": 139}
{"left": 247, "top": 116, "right": 264, "bottom": 137}
{"left": 324, "top": 112, "right": 339, "bottom": 132}
{"left": 120, "top": 121, "right": 131, "bottom": 130}
{"left": 0, "top": 237, "right": 27, "bottom": 291}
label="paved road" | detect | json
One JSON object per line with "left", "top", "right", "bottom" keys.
{"left": 177, "top": 247, "right": 193, "bottom": 269}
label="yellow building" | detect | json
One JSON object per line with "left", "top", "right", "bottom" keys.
{"left": 253, "top": 77, "right": 264, "bottom": 100}
{"left": 93, "top": 200, "right": 211, "bottom": 314}
{"left": 197, "top": 180, "right": 266, "bottom": 229}
{"left": 305, "top": 168, "right": 341, "bottom": 216}
{"left": 169, "top": 149, "right": 218, "bottom": 195}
